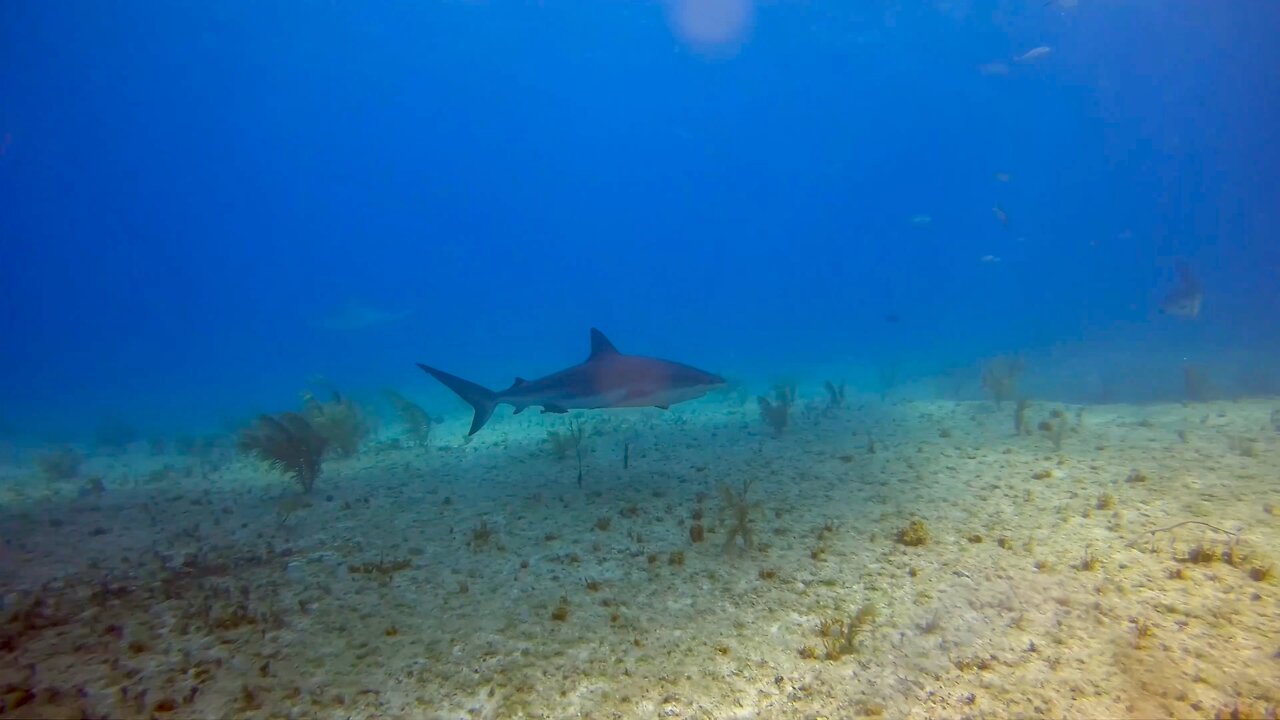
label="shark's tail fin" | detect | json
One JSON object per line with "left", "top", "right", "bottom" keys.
{"left": 416, "top": 364, "right": 498, "bottom": 435}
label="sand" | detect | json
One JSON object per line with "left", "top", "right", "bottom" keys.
{"left": 1, "top": 393, "right": 1277, "bottom": 719}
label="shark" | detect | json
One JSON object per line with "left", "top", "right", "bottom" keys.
{"left": 315, "top": 301, "right": 413, "bottom": 331}
{"left": 417, "top": 329, "right": 726, "bottom": 435}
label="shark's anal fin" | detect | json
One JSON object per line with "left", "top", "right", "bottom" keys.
{"left": 541, "top": 406, "right": 569, "bottom": 414}
{"left": 588, "top": 328, "right": 620, "bottom": 360}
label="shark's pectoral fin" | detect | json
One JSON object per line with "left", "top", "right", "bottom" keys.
{"left": 655, "top": 404, "right": 670, "bottom": 410}
{"left": 541, "top": 405, "right": 569, "bottom": 414}
{"left": 513, "top": 406, "right": 526, "bottom": 415}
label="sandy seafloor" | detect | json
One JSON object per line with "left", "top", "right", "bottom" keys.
{"left": 1, "top": 393, "right": 1277, "bottom": 719}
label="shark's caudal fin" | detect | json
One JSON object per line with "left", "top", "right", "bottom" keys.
{"left": 416, "top": 364, "right": 498, "bottom": 435}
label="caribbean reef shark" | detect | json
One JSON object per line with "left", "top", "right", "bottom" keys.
{"left": 418, "top": 329, "right": 726, "bottom": 435}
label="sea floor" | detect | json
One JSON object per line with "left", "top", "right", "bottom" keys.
{"left": 1, "top": 396, "right": 1278, "bottom": 719}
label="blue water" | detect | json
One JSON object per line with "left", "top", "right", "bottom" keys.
{"left": 2, "top": 1, "right": 1278, "bottom": 441}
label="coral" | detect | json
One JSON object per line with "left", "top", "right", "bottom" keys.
{"left": 468, "top": 519, "right": 495, "bottom": 550}
{"left": 1131, "top": 618, "right": 1154, "bottom": 649}
{"left": 302, "top": 386, "right": 373, "bottom": 453}
{"left": 384, "top": 390, "right": 432, "bottom": 446}
{"left": 823, "top": 380, "right": 846, "bottom": 411}
{"left": 818, "top": 603, "right": 878, "bottom": 660}
{"left": 896, "top": 518, "right": 930, "bottom": 547}
{"left": 981, "top": 356, "right": 1025, "bottom": 407}
{"left": 302, "top": 390, "right": 369, "bottom": 457}
{"left": 546, "top": 421, "right": 584, "bottom": 460}
{"left": 34, "top": 447, "right": 82, "bottom": 482}
{"left": 238, "top": 413, "right": 328, "bottom": 492}
{"left": 1039, "top": 412, "right": 1069, "bottom": 451}
{"left": 546, "top": 418, "right": 587, "bottom": 486}
{"left": 550, "top": 597, "right": 570, "bottom": 622}
{"left": 1014, "top": 398, "right": 1030, "bottom": 436}
{"left": 689, "top": 523, "right": 705, "bottom": 543}
{"left": 1184, "top": 364, "right": 1213, "bottom": 402}
{"left": 347, "top": 556, "right": 412, "bottom": 582}
{"left": 719, "top": 478, "right": 764, "bottom": 553}
{"left": 757, "top": 385, "right": 796, "bottom": 435}
{"left": 1077, "top": 548, "right": 1100, "bottom": 571}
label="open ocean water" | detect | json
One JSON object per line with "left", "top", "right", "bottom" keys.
{"left": 1, "top": 2, "right": 1278, "bottom": 718}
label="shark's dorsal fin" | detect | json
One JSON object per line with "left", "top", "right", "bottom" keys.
{"left": 588, "top": 328, "right": 620, "bottom": 360}
{"left": 513, "top": 377, "right": 527, "bottom": 386}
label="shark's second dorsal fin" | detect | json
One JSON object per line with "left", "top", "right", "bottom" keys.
{"left": 588, "top": 328, "right": 620, "bottom": 360}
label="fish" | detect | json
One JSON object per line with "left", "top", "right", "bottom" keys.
{"left": 910, "top": 214, "right": 932, "bottom": 226}
{"left": 1159, "top": 260, "right": 1203, "bottom": 319}
{"left": 981, "top": 255, "right": 1001, "bottom": 263}
{"left": 993, "top": 205, "right": 1009, "bottom": 227}
{"left": 418, "top": 329, "right": 726, "bottom": 435}
{"left": 1015, "top": 46, "right": 1052, "bottom": 63}
{"left": 994, "top": 172, "right": 1011, "bottom": 182}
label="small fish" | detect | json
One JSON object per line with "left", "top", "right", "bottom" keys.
{"left": 910, "top": 214, "right": 932, "bottom": 226}
{"left": 1015, "top": 46, "right": 1052, "bottom": 63}
{"left": 992, "top": 205, "right": 1009, "bottom": 227}
{"left": 981, "top": 255, "right": 1001, "bottom": 263}
{"left": 994, "top": 172, "right": 1010, "bottom": 182}
{"left": 1159, "top": 260, "right": 1203, "bottom": 319}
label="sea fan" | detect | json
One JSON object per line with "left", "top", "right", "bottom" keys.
{"left": 757, "top": 384, "right": 796, "bottom": 435}
{"left": 302, "top": 390, "right": 369, "bottom": 457}
{"left": 384, "top": 389, "right": 432, "bottom": 446}
{"left": 238, "top": 412, "right": 328, "bottom": 492}
{"left": 981, "top": 356, "right": 1025, "bottom": 407}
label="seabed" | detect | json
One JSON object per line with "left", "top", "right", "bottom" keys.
{"left": 1, "top": 394, "right": 1277, "bottom": 719}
